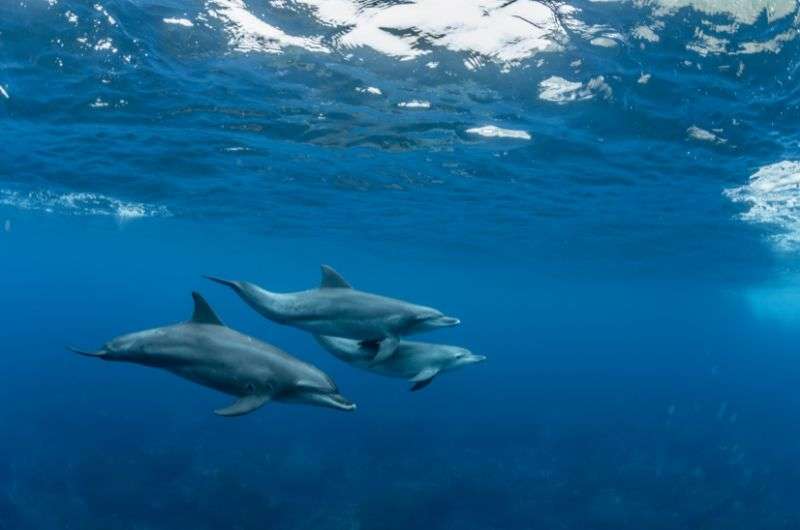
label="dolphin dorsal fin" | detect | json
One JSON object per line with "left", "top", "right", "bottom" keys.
{"left": 320, "top": 265, "right": 352, "bottom": 289}
{"left": 190, "top": 292, "right": 224, "bottom": 326}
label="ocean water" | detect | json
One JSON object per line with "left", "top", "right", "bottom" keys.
{"left": 3, "top": 0, "right": 800, "bottom": 528}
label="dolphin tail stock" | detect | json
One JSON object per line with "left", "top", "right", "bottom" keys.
{"left": 67, "top": 346, "right": 107, "bottom": 358}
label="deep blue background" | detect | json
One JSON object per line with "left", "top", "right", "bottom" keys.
{"left": 2, "top": 0, "right": 800, "bottom": 529}
{"left": 2, "top": 212, "right": 800, "bottom": 529}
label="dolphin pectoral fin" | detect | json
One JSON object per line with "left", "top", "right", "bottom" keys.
{"left": 319, "top": 265, "right": 352, "bottom": 289}
{"left": 410, "top": 379, "right": 435, "bottom": 392}
{"left": 409, "top": 367, "right": 439, "bottom": 392}
{"left": 214, "top": 395, "right": 270, "bottom": 417}
{"left": 409, "top": 367, "right": 439, "bottom": 382}
{"left": 371, "top": 336, "right": 399, "bottom": 363}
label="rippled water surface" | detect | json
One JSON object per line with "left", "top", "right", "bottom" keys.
{"left": 2, "top": 1, "right": 800, "bottom": 529}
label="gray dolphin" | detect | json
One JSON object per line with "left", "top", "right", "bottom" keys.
{"left": 314, "top": 335, "right": 485, "bottom": 391}
{"left": 69, "top": 292, "right": 356, "bottom": 416}
{"left": 206, "top": 265, "right": 460, "bottom": 362}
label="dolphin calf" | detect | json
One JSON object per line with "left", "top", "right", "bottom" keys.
{"left": 206, "top": 265, "right": 460, "bottom": 362}
{"left": 314, "top": 335, "right": 485, "bottom": 391}
{"left": 69, "top": 292, "right": 356, "bottom": 416}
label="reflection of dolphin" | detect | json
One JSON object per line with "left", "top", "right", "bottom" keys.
{"left": 206, "top": 265, "right": 460, "bottom": 362}
{"left": 314, "top": 335, "right": 486, "bottom": 391}
{"left": 69, "top": 293, "right": 356, "bottom": 416}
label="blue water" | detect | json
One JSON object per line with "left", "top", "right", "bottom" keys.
{"left": 3, "top": 1, "right": 800, "bottom": 528}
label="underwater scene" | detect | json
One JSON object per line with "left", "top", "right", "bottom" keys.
{"left": 3, "top": 0, "right": 800, "bottom": 528}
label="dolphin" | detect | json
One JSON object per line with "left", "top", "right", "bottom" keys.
{"left": 205, "top": 265, "right": 460, "bottom": 363}
{"left": 314, "top": 335, "right": 486, "bottom": 391}
{"left": 69, "top": 292, "right": 356, "bottom": 416}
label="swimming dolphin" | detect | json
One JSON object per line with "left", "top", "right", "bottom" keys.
{"left": 314, "top": 335, "right": 485, "bottom": 391}
{"left": 69, "top": 292, "right": 356, "bottom": 416}
{"left": 205, "top": 265, "right": 460, "bottom": 362}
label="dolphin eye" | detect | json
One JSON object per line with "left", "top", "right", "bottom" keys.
{"left": 246, "top": 383, "right": 255, "bottom": 393}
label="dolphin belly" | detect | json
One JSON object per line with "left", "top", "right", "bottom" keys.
{"left": 166, "top": 363, "right": 250, "bottom": 397}
{"left": 294, "top": 318, "right": 388, "bottom": 341}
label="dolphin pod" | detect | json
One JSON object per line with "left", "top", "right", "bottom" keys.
{"left": 205, "top": 265, "right": 460, "bottom": 363}
{"left": 72, "top": 265, "right": 484, "bottom": 417}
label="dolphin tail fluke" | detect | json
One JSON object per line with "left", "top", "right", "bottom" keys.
{"left": 204, "top": 276, "right": 241, "bottom": 291}
{"left": 67, "top": 346, "right": 106, "bottom": 358}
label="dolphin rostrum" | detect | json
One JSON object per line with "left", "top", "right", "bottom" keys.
{"left": 314, "top": 335, "right": 485, "bottom": 391}
{"left": 69, "top": 292, "right": 356, "bottom": 416}
{"left": 206, "top": 265, "right": 460, "bottom": 362}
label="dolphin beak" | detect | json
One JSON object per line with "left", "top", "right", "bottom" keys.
{"left": 68, "top": 346, "right": 107, "bottom": 358}
{"left": 434, "top": 316, "right": 460, "bottom": 328}
{"left": 468, "top": 354, "right": 487, "bottom": 364}
{"left": 328, "top": 393, "right": 357, "bottom": 412}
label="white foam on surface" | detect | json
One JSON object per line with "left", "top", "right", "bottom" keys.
{"left": 201, "top": 0, "right": 731, "bottom": 67}
{"left": 586, "top": 76, "right": 612, "bottom": 98}
{"left": 206, "top": 0, "right": 329, "bottom": 54}
{"left": 0, "top": 86, "right": 9, "bottom": 99}
{"left": 466, "top": 125, "right": 531, "bottom": 140}
{"left": 687, "top": 125, "right": 725, "bottom": 143}
{"left": 356, "top": 86, "right": 382, "bottom": 95}
{"left": 590, "top": 36, "right": 618, "bottom": 47}
{"left": 0, "top": 190, "right": 171, "bottom": 220}
{"left": 209, "top": 0, "right": 601, "bottom": 67}
{"left": 164, "top": 17, "right": 194, "bottom": 27}
{"left": 686, "top": 29, "right": 729, "bottom": 55}
{"left": 539, "top": 76, "right": 585, "bottom": 103}
{"left": 647, "top": 0, "right": 797, "bottom": 24}
{"left": 724, "top": 161, "right": 800, "bottom": 250}
{"left": 298, "top": 0, "right": 573, "bottom": 64}
{"left": 703, "top": 21, "right": 739, "bottom": 33}
{"left": 735, "top": 28, "right": 799, "bottom": 54}
{"left": 633, "top": 25, "right": 660, "bottom": 42}
{"left": 94, "top": 3, "right": 116, "bottom": 25}
{"left": 539, "top": 75, "right": 611, "bottom": 103}
{"left": 643, "top": 0, "right": 799, "bottom": 56}
{"left": 93, "top": 38, "right": 117, "bottom": 53}
{"left": 397, "top": 100, "right": 431, "bottom": 109}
